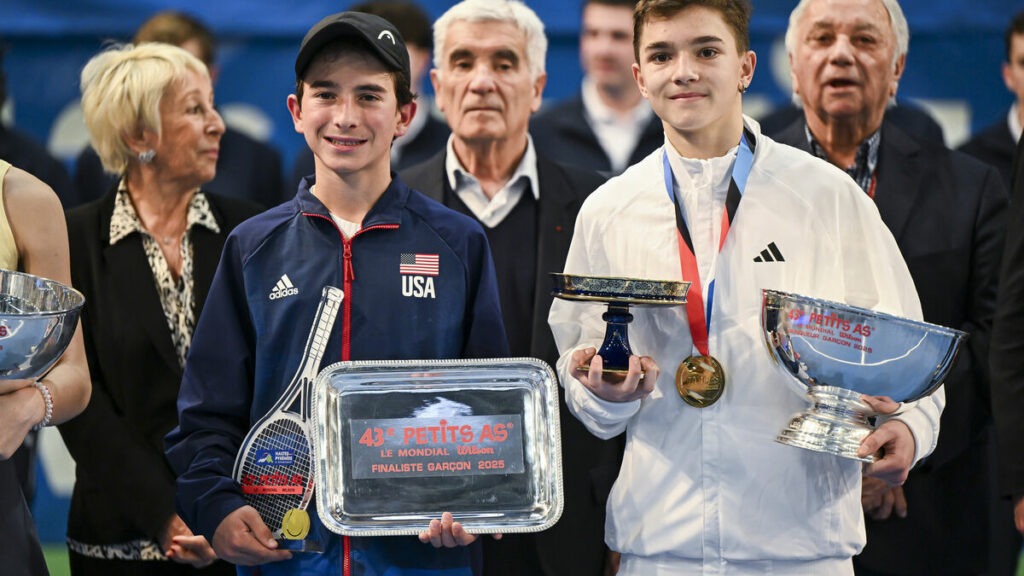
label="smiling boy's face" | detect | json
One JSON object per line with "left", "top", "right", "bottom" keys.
{"left": 632, "top": 5, "right": 753, "bottom": 144}
{"left": 288, "top": 49, "right": 414, "bottom": 179}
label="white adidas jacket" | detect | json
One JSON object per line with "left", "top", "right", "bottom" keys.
{"left": 548, "top": 120, "right": 943, "bottom": 575}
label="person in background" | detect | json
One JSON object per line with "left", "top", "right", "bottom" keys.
{"left": 959, "top": 10, "right": 1024, "bottom": 192}
{"left": 774, "top": 1, "right": 1009, "bottom": 574}
{"left": 400, "top": 1, "right": 613, "bottom": 573}
{"left": 165, "top": 11, "right": 507, "bottom": 575}
{"left": 992, "top": 111, "right": 1024, "bottom": 565}
{"left": 0, "top": 47, "right": 83, "bottom": 510}
{"left": 549, "top": 0, "right": 936, "bottom": 573}
{"left": 956, "top": 11, "right": 1024, "bottom": 573}
{"left": 74, "top": 11, "right": 285, "bottom": 208}
{"left": 0, "top": 160, "right": 91, "bottom": 576}
{"left": 531, "top": 0, "right": 661, "bottom": 176}
{"left": 59, "top": 42, "right": 261, "bottom": 575}
{"left": 289, "top": 0, "right": 451, "bottom": 190}
{"left": 0, "top": 52, "right": 76, "bottom": 209}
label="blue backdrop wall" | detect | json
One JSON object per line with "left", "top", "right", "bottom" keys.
{"left": 1, "top": 0, "right": 1019, "bottom": 177}
{"left": 1, "top": 0, "right": 1018, "bottom": 544}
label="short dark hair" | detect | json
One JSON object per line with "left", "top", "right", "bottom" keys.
{"left": 1007, "top": 11, "right": 1024, "bottom": 62}
{"left": 633, "top": 0, "right": 751, "bottom": 62}
{"left": 295, "top": 36, "right": 415, "bottom": 109}
{"left": 350, "top": 0, "right": 433, "bottom": 50}
{"left": 134, "top": 11, "right": 216, "bottom": 68}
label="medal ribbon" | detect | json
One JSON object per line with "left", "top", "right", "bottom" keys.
{"left": 662, "top": 130, "right": 754, "bottom": 356}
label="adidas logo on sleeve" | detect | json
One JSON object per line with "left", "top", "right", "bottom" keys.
{"left": 269, "top": 274, "right": 299, "bottom": 300}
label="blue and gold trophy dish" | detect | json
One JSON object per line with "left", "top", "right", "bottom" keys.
{"left": 551, "top": 273, "right": 689, "bottom": 378}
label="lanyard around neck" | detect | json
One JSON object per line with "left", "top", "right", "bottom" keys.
{"left": 662, "top": 131, "right": 754, "bottom": 356}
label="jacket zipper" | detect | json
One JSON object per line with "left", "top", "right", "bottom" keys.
{"left": 304, "top": 214, "right": 398, "bottom": 575}
{"left": 341, "top": 224, "right": 399, "bottom": 361}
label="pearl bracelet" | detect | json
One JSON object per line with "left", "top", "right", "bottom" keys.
{"left": 31, "top": 380, "right": 53, "bottom": 431}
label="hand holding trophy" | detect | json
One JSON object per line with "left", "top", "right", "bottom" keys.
{"left": 550, "top": 273, "right": 688, "bottom": 385}
{"left": 761, "top": 289, "right": 966, "bottom": 462}
{"left": 232, "top": 286, "right": 344, "bottom": 553}
{"left": 569, "top": 348, "right": 659, "bottom": 403}
{"left": 0, "top": 269, "right": 84, "bottom": 458}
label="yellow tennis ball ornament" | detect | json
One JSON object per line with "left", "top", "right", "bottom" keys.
{"left": 282, "top": 508, "right": 310, "bottom": 540}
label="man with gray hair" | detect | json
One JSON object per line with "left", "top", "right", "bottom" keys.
{"left": 400, "top": 1, "right": 614, "bottom": 574}
{"left": 775, "top": 1, "right": 1008, "bottom": 574}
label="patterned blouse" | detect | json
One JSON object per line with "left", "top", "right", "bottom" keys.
{"left": 109, "top": 182, "right": 219, "bottom": 369}
{"left": 66, "top": 184, "right": 220, "bottom": 561}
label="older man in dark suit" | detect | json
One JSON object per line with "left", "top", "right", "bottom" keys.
{"left": 770, "top": 0, "right": 1009, "bottom": 574}
{"left": 400, "top": 2, "right": 615, "bottom": 574}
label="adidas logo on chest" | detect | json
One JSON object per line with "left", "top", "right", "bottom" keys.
{"left": 269, "top": 274, "right": 299, "bottom": 300}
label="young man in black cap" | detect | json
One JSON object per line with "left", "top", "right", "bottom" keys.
{"left": 166, "top": 11, "right": 507, "bottom": 575}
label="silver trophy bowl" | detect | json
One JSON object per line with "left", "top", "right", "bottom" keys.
{"left": 0, "top": 270, "right": 84, "bottom": 380}
{"left": 761, "top": 289, "right": 965, "bottom": 462}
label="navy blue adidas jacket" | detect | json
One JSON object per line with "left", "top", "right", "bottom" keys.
{"left": 166, "top": 176, "right": 508, "bottom": 576}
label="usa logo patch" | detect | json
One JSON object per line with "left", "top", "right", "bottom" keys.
{"left": 399, "top": 253, "right": 439, "bottom": 276}
{"left": 400, "top": 253, "right": 438, "bottom": 299}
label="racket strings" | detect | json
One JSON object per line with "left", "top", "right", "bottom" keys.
{"left": 239, "top": 417, "right": 314, "bottom": 533}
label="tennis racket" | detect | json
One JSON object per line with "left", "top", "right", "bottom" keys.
{"left": 233, "top": 285, "right": 343, "bottom": 545}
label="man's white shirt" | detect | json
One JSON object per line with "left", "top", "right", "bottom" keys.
{"left": 444, "top": 135, "right": 539, "bottom": 228}
{"left": 581, "top": 76, "right": 654, "bottom": 173}
{"left": 1009, "top": 102, "right": 1023, "bottom": 142}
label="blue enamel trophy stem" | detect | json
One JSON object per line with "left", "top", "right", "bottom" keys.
{"left": 598, "top": 303, "right": 634, "bottom": 372}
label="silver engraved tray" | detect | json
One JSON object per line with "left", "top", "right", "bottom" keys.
{"left": 312, "top": 358, "right": 564, "bottom": 536}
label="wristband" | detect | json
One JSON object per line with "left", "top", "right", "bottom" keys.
{"left": 31, "top": 380, "right": 53, "bottom": 431}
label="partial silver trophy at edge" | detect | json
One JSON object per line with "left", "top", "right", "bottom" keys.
{"left": 762, "top": 289, "right": 966, "bottom": 462}
{"left": 0, "top": 269, "right": 84, "bottom": 381}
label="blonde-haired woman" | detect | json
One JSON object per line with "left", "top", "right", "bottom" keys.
{"left": 58, "top": 43, "right": 260, "bottom": 576}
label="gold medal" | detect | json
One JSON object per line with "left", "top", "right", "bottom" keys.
{"left": 676, "top": 355, "right": 725, "bottom": 407}
{"left": 281, "top": 508, "right": 311, "bottom": 540}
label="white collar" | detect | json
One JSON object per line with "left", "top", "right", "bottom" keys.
{"left": 581, "top": 76, "right": 653, "bottom": 126}
{"left": 444, "top": 134, "right": 540, "bottom": 201}
{"left": 1009, "top": 103, "right": 1023, "bottom": 142}
{"left": 664, "top": 134, "right": 739, "bottom": 193}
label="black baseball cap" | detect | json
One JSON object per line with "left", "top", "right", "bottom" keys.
{"left": 295, "top": 12, "right": 411, "bottom": 85}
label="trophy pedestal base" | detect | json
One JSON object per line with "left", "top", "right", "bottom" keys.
{"left": 775, "top": 386, "right": 876, "bottom": 463}
{"left": 275, "top": 539, "right": 323, "bottom": 553}
{"left": 574, "top": 363, "right": 645, "bottom": 381}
